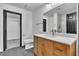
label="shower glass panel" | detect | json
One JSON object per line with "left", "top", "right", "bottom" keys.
{"left": 7, "top": 13, "right": 20, "bottom": 49}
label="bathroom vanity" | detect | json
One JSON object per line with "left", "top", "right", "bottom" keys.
{"left": 33, "top": 34, "right": 77, "bottom": 56}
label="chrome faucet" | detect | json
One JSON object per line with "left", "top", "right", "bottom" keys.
{"left": 51, "top": 29, "right": 54, "bottom": 35}
{"left": 51, "top": 29, "right": 56, "bottom": 35}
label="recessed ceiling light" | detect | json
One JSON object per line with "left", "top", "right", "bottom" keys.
{"left": 46, "top": 3, "right": 57, "bottom": 7}
{"left": 46, "top": 3, "right": 51, "bottom": 7}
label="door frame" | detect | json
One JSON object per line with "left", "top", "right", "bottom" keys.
{"left": 3, "top": 9, "right": 22, "bottom": 51}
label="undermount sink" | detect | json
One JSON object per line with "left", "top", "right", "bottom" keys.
{"left": 40, "top": 34, "right": 57, "bottom": 38}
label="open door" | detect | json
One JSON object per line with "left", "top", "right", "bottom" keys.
{"left": 66, "top": 12, "right": 77, "bottom": 34}
{"left": 3, "top": 10, "right": 22, "bottom": 51}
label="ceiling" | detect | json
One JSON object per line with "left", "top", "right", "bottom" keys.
{"left": 7, "top": 3, "right": 45, "bottom": 11}
{"left": 44, "top": 3, "right": 77, "bottom": 16}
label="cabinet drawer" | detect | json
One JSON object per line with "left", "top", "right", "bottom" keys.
{"left": 44, "top": 40, "right": 54, "bottom": 56}
{"left": 38, "top": 37, "right": 44, "bottom": 46}
{"left": 54, "top": 42, "right": 67, "bottom": 56}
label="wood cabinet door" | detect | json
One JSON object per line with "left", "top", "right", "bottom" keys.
{"left": 37, "top": 37, "right": 54, "bottom": 56}
{"left": 43, "top": 39, "right": 54, "bottom": 56}
{"left": 37, "top": 37, "right": 44, "bottom": 56}
{"left": 67, "top": 42, "right": 76, "bottom": 56}
{"left": 53, "top": 42, "right": 67, "bottom": 56}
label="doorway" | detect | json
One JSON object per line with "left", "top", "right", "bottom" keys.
{"left": 3, "top": 10, "right": 22, "bottom": 51}
{"left": 66, "top": 12, "right": 77, "bottom": 34}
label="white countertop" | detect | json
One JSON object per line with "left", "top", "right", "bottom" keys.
{"left": 34, "top": 34, "right": 77, "bottom": 45}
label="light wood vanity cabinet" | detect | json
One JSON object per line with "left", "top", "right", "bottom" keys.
{"left": 43, "top": 38, "right": 54, "bottom": 56}
{"left": 33, "top": 36, "right": 38, "bottom": 55}
{"left": 53, "top": 42, "right": 67, "bottom": 56}
{"left": 33, "top": 36, "right": 76, "bottom": 56}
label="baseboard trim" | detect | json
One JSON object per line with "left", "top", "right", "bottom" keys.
{"left": 21, "top": 45, "right": 25, "bottom": 48}
{"left": 0, "top": 50, "right": 3, "bottom": 52}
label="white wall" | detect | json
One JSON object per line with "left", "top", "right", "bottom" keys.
{"left": 48, "top": 16, "right": 54, "bottom": 34}
{"left": 0, "top": 4, "right": 32, "bottom": 52}
{"left": 57, "top": 14, "right": 62, "bottom": 32}
{"left": 61, "top": 14, "right": 66, "bottom": 33}
{"left": 53, "top": 13, "right": 58, "bottom": 30}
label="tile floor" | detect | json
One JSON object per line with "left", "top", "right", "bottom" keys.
{"left": 0, "top": 47, "right": 33, "bottom": 56}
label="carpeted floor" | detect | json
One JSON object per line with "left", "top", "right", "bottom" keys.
{"left": 0, "top": 47, "right": 33, "bottom": 56}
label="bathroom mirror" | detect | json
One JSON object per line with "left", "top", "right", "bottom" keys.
{"left": 43, "top": 3, "right": 77, "bottom": 34}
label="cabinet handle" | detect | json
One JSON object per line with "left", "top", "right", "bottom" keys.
{"left": 55, "top": 48, "right": 63, "bottom": 52}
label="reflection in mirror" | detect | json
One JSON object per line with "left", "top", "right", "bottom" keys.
{"left": 44, "top": 3, "right": 77, "bottom": 34}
